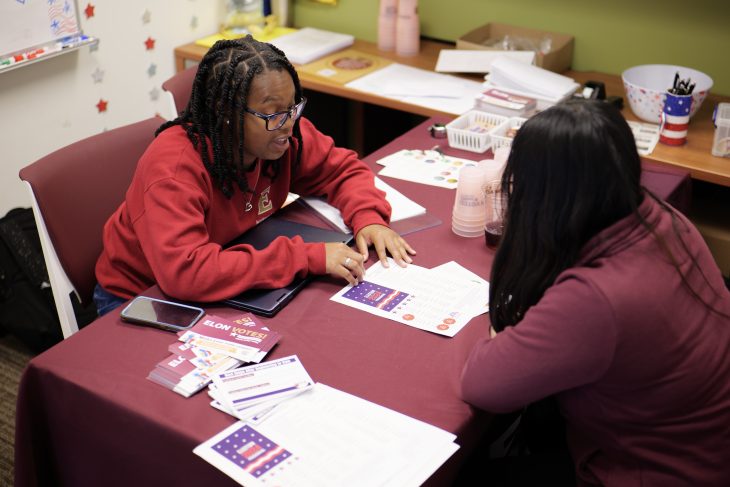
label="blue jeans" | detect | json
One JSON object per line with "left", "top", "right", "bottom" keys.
{"left": 93, "top": 283, "right": 128, "bottom": 316}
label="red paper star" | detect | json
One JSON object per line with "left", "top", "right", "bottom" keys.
{"left": 144, "top": 37, "right": 156, "bottom": 51}
{"left": 84, "top": 3, "right": 95, "bottom": 19}
{"left": 96, "top": 99, "right": 108, "bottom": 113}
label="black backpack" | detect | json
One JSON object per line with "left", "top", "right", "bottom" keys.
{"left": 0, "top": 207, "right": 63, "bottom": 352}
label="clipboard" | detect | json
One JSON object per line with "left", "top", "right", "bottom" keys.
{"left": 222, "top": 217, "right": 353, "bottom": 317}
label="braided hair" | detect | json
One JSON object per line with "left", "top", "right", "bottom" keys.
{"left": 157, "top": 35, "right": 304, "bottom": 199}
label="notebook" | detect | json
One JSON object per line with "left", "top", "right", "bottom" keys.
{"left": 222, "top": 217, "right": 353, "bottom": 317}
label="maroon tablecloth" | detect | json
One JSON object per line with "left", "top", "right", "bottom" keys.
{"left": 14, "top": 117, "right": 690, "bottom": 487}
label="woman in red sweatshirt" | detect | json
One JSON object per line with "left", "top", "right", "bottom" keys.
{"left": 461, "top": 100, "right": 730, "bottom": 486}
{"left": 94, "top": 36, "right": 415, "bottom": 314}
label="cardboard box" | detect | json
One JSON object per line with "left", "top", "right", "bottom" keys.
{"left": 456, "top": 22, "right": 574, "bottom": 73}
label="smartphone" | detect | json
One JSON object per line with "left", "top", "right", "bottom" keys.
{"left": 120, "top": 296, "right": 205, "bottom": 332}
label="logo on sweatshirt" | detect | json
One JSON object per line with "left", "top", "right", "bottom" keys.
{"left": 258, "top": 186, "right": 273, "bottom": 214}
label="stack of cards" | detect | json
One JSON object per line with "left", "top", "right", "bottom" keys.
{"left": 207, "top": 355, "right": 315, "bottom": 422}
{"left": 147, "top": 313, "right": 281, "bottom": 397}
{"left": 179, "top": 314, "right": 280, "bottom": 363}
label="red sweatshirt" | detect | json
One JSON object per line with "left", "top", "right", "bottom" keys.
{"left": 95, "top": 117, "right": 390, "bottom": 301}
{"left": 461, "top": 195, "right": 730, "bottom": 486}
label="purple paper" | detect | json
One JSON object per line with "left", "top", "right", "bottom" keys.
{"left": 213, "top": 424, "right": 292, "bottom": 478}
{"left": 342, "top": 281, "right": 409, "bottom": 312}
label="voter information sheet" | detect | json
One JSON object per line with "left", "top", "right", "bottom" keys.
{"left": 331, "top": 259, "right": 489, "bottom": 337}
{"left": 194, "top": 383, "right": 459, "bottom": 487}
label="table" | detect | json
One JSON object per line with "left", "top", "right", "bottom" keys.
{"left": 175, "top": 37, "right": 730, "bottom": 187}
{"left": 14, "top": 122, "right": 492, "bottom": 487}
{"left": 14, "top": 117, "right": 690, "bottom": 487}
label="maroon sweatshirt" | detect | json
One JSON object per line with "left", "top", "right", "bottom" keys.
{"left": 462, "top": 195, "right": 730, "bottom": 486}
{"left": 96, "top": 117, "right": 390, "bottom": 301}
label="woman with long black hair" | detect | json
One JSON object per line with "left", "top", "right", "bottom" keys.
{"left": 461, "top": 99, "right": 730, "bottom": 486}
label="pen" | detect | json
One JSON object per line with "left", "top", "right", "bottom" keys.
{"left": 668, "top": 74, "right": 694, "bottom": 96}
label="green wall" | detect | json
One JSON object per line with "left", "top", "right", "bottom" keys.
{"left": 292, "top": 0, "right": 730, "bottom": 96}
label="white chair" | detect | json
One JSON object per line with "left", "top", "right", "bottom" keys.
{"left": 18, "top": 117, "right": 163, "bottom": 338}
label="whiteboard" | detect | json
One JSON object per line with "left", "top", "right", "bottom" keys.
{"left": 0, "top": 0, "right": 83, "bottom": 58}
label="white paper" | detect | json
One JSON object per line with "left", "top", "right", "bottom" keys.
{"left": 435, "top": 49, "right": 535, "bottom": 73}
{"left": 331, "top": 259, "right": 486, "bottom": 337}
{"left": 375, "top": 177, "right": 427, "bottom": 220}
{"left": 194, "top": 383, "right": 459, "bottom": 487}
{"left": 300, "top": 177, "right": 427, "bottom": 233}
{"left": 486, "top": 55, "right": 579, "bottom": 101}
{"left": 627, "top": 121, "right": 660, "bottom": 156}
{"left": 345, "top": 63, "right": 485, "bottom": 115}
{"left": 431, "top": 261, "right": 490, "bottom": 315}
{"left": 269, "top": 27, "right": 354, "bottom": 65}
{"left": 377, "top": 149, "right": 480, "bottom": 189}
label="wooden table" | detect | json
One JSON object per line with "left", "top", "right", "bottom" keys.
{"left": 569, "top": 71, "right": 730, "bottom": 187}
{"left": 174, "top": 37, "right": 730, "bottom": 187}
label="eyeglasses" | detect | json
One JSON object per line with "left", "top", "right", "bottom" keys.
{"left": 243, "top": 97, "right": 307, "bottom": 131}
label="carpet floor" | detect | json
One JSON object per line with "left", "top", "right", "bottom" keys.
{"left": 0, "top": 334, "right": 35, "bottom": 487}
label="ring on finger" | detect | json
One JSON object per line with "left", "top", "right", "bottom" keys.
{"left": 344, "top": 257, "right": 352, "bottom": 267}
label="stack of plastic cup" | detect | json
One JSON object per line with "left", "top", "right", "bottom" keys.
{"left": 395, "top": 0, "right": 420, "bottom": 56}
{"left": 452, "top": 164, "right": 490, "bottom": 237}
{"left": 493, "top": 146, "right": 510, "bottom": 169}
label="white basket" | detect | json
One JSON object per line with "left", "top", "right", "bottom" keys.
{"left": 446, "top": 111, "right": 508, "bottom": 153}
{"left": 490, "top": 117, "right": 528, "bottom": 151}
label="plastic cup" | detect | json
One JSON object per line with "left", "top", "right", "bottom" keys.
{"left": 493, "top": 146, "right": 511, "bottom": 167}
{"left": 484, "top": 220, "right": 503, "bottom": 249}
{"left": 659, "top": 92, "right": 692, "bottom": 146}
{"left": 452, "top": 222, "right": 484, "bottom": 238}
{"left": 453, "top": 165, "right": 489, "bottom": 222}
{"left": 484, "top": 180, "right": 506, "bottom": 250}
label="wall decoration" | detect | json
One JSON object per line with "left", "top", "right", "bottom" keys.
{"left": 96, "top": 98, "right": 108, "bottom": 112}
{"left": 142, "top": 9, "right": 151, "bottom": 24}
{"left": 84, "top": 3, "right": 95, "bottom": 19}
{"left": 144, "top": 36, "right": 155, "bottom": 50}
{"left": 91, "top": 67, "right": 104, "bottom": 83}
{"left": 147, "top": 63, "right": 157, "bottom": 77}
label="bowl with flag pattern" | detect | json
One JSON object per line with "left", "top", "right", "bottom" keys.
{"left": 621, "top": 64, "right": 713, "bottom": 123}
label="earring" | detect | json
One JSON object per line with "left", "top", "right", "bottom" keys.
{"left": 225, "top": 119, "right": 231, "bottom": 125}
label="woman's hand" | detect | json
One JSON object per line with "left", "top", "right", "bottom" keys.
{"left": 324, "top": 242, "right": 365, "bottom": 286}
{"left": 355, "top": 224, "right": 416, "bottom": 268}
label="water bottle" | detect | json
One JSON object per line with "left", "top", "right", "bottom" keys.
{"left": 224, "top": 0, "right": 264, "bottom": 31}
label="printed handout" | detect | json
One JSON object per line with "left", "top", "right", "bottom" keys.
{"left": 194, "top": 383, "right": 459, "bottom": 487}
{"left": 331, "top": 258, "right": 488, "bottom": 337}
{"left": 377, "top": 149, "right": 479, "bottom": 189}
